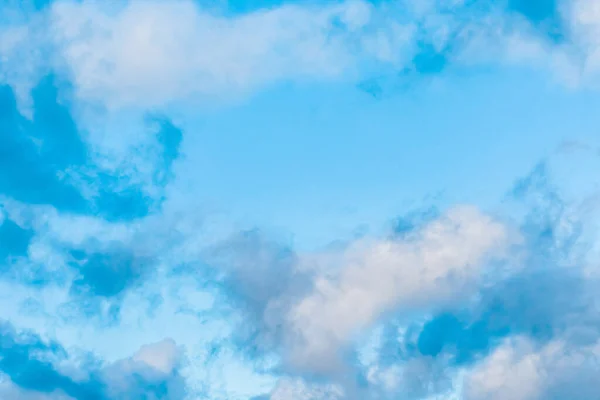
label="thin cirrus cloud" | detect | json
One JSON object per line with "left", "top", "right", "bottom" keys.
{"left": 1, "top": 0, "right": 600, "bottom": 399}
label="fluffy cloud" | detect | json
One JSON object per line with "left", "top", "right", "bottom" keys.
{"left": 207, "top": 206, "right": 516, "bottom": 386}
{"left": 49, "top": 0, "right": 380, "bottom": 108}
{"left": 1, "top": 0, "right": 411, "bottom": 110}
{"left": 223, "top": 156, "right": 600, "bottom": 399}
{"left": 6, "top": 0, "right": 600, "bottom": 110}
{"left": 464, "top": 336, "right": 600, "bottom": 400}
{"left": 283, "top": 206, "right": 513, "bottom": 375}
{"left": 130, "top": 339, "right": 180, "bottom": 375}
{"left": 2, "top": 1, "right": 600, "bottom": 399}
{"left": 103, "top": 338, "right": 186, "bottom": 399}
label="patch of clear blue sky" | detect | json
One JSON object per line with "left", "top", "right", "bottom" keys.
{"left": 172, "top": 65, "right": 600, "bottom": 250}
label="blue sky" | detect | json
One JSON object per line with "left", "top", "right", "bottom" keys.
{"left": 1, "top": 0, "right": 600, "bottom": 399}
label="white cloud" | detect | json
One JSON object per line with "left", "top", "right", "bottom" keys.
{"left": 131, "top": 338, "right": 180, "bottom": 375}
{"left": 103, "top": 338, "right": 186, "bottom": 399}
{"left": 568, "top": 0, "right": 600, "bottom": 82}
{"left": 268, "top": 378, "right": 344, "bottom": 400}
{"left": 3, "top": 0, "right": 541, "bottom": 112}
{"left": 45, "top": 0, "right": 411, "bottom": 110}
{"left": 464, "top": 338, "right": 545, "bottom": 400}
{"left": 464, "top": 336, "right": 600, "bottom": 400}
{"left": 250, "top": 206, "right": 516, "bottom": 376}
{"left": 365, "top": 357, "right": 459, "bottom": 400}
{"left": 4, "top": 0, "right": 600, "bottom": 113}
{"left": 0, "top": 10, "right": 50, "bottom": 115}
{"left": 488, "top": 0, "right": 600, "bottom": 87}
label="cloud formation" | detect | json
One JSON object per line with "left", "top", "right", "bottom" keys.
{"left": 284, "top": 206, "right": 512, "bottom": 375}
{"left": 0, "top": 321, "right": 185, "bottom": 399}
{"left": 1, "top": 0, "right": 600, "bottom": 399}
{"left": 5, "top": 0, "right": 600, "bottom": 109}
